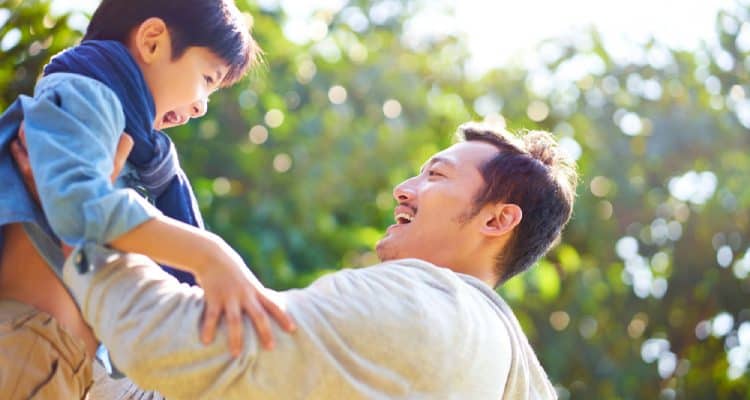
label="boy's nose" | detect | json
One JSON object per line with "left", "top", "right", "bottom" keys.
{"left": 190, "top": 99, "right": 208, "bottom": 118}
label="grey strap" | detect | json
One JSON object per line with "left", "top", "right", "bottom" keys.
{"left": 22, "top": 222, "right": 66, "bottom": 278}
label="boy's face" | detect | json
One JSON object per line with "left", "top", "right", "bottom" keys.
{"left": 147, "top": 46, "right": 229, "bottom": 130}
{"left": 131, "top": 18, "right": 230, "bottom": 130}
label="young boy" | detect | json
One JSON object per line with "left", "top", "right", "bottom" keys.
{"left": 0, "top": 0, "right": 293, "bottom": 397}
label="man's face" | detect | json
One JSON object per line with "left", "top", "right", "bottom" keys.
{"left": 375, "top": 141, "right": 500, "bottom": 268}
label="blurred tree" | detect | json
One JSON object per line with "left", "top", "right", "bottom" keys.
{"left": 1, "top": 0, "right": 748, "bottom": 398}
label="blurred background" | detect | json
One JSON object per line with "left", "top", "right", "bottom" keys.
{"left": 1, "top": 0, "right": 749, "bottom": 398}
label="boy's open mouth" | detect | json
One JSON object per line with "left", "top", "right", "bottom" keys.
{"left": 160, "top": 111, "right": 187, "bottom": 128}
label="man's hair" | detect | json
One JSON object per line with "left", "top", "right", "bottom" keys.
{"left": 83, "top": 0, "right": 260, "bottom": 86}
{"left": 456, "top": 122, "right": 578, "bottom": 286}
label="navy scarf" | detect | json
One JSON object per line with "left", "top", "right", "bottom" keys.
{"left": 44, "top": 40, "right": 201, "bottom": 285}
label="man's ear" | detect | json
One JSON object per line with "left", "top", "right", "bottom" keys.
{"left": 480, "top": 203, "right": 522, "bottom": 237}
{"left": 131, "top": 17, "right": 170, "bottom": 64}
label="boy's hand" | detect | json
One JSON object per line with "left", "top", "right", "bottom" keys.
{"left": 195, "top": 243, "right": 296, "bottom": 356}
{"left": 10, "top": 123, "right": 135, "bottom": 204}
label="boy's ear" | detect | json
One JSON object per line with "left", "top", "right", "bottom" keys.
{"left": 132, "top": 17, "right": 170, "bottom": 64}
{"left": 480, "top": 203, "right": 522, "bottom": 237}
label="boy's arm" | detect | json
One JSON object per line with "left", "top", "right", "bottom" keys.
{"left": 21, "top": 74, "right": 159, "bottom": 246}
{"left": 15, "top": 75, "right": 294, "bottom": 352}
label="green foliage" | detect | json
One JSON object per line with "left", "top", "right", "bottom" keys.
{"left": 2, "top": 0, "right": 749, "bottom": 398}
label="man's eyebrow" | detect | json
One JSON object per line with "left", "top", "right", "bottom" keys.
{"left": 419, "top": 156, "right": 454, "bottom": 172}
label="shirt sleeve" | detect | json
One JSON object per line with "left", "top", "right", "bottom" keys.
{"left": 20, "top": 73, "right": 161, "bottom": 246}
{"left": 62, "top": 247, "right": 474, "bottom": 400}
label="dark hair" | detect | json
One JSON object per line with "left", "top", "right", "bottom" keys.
{"left": 456, "top": 122, "right": 578, "bottom": 286}
{"left": 83, "top": 0, "right": 260, "bottom": 86}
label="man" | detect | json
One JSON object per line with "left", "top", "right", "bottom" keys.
{"left": 25, "top": 122, "right": 577, "bottom": 399}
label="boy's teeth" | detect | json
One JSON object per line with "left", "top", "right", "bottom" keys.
{"left": 395, "top": 213, "right": 413, "bottom": 223}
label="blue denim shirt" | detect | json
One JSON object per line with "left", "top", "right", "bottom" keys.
{"left": 0, "top": 72, "right": 161, "bottom": 257}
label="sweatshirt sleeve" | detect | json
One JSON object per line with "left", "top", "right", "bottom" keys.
{"left": 63, "top": 247, "right": 481, "bottom": 400}
{"left": 21, "top": 73, "right": 160, "bottom": 246}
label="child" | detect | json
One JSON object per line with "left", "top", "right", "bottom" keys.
{"left": 0, "top": 0, "right": 293, "bottom": 397}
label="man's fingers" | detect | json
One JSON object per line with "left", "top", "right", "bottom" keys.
{"left": 9, "top": 139, "right": 30, "bottom": 174}
{"left": 111, "top": 133, "right": 134, "bottom": 183}
{"left": 201, "top": 302, "right": 221, "bottom": 345}
{"left": 225, "top": 300, "right": 243, "bottom": 357}
{"left": 258, "top": 292, "right": 296, "bottom": 332}
{"left": 244, "top": 298, "right": 274, "bottom": 350}
{"left": 18, "top": 121, "right": 27, "bottom": 148}
{"left": 10, "top": 138, "right": 40, "bottom": 203}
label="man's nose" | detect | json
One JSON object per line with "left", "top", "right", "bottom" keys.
{"left": 393, "top": 176, "right": 417, "bottom": 202}
{"left": 190, "top": 98, "right": 208, "bottom": 118}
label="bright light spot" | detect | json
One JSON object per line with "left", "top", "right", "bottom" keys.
{"left": 383, "top": 99, "right": 402, "bottom": 119}
{"left": 717, "top": 245, "right": 734, "bottom": 268}
{"left": 239, "top": 90, "right": 258, "bottom": 109}
{"left": 668, "top": 170, "right": 718, "bottom": 205}
{"left": 1, "top": 28, "right": 21, "bottom": 52}
{"left": 273, "top": 153, "right": 293, "bottom": 173}
{"left": 309, "top": 19, "right": 329, "bottom": 41}
{"left": 616, "top": 236, "right": 639, "bottom": 260}
{"left": 597, "top": 200, "right": 613, "bottom": 220}
{"left": 628, "top": 313, "right": 648, "bottom": 339}
{"left": 578, "top": 316, "right": 598, "bottom": 339}
{"left": 474, "top": 93, "right": 503, "bottom": 116}
{"left": 0, "top": 9, "right": 10, "bottom": 29}
{"left": 641, "top": 338, "right": 670, "bottom": 364}
{"left": 705, "top": 76, "right": 722, "bottom": 95}
{"left": 619, "top": 112, "right": 643, "bottom": 136}
{"left": 651, "top": 278, "right": 668, "bottom": 299}
{"left": 658, "top": 352, "right": 677, "bottom": 378}
{"left": 549, "top": 311, "right": 570, "bottom": 331}
{"left": 369, "top": 0, "right": 403, "bottom": 25}
{"left": 212, "top": 177, "right": 231, "bottom": 196}
{"left": 651, "top": 252, "right": 670, "bottom": 273}
{"left": 340, "top": 6, "right": 369, "bottom": 32}
{"left": 696, "top": 320, "right": 711, "bottom": 340}
{"left": 296, "top": 60, "right": 317, "bottom": 84}
{"left": 265, "top": 109, "right": 285, "bottom": 128}
{"left": 558, "top": 137, "right": 582, "bottom": 161}
{"left": 527, "top": 100, "right": 550, "bottom": 122}
{"left": 483, "top": 113, "right": 507, "bottom": 129}
{"left": 738, "top": 322, "right": 750, "bottom": 348}
{"left": 199, "top": 120, "right": 219, "bottom": 140}
{"left": 667, "top": 221, "right": 683, "bottom": 241}
{"left": 248, "top": 125, "right": 269, "bottom": 144}
{"left": 328, "top": 85, "right": 348, "bottom": 104}
{"left": 734, "top": 249, "right": 750, "bottom": 279}
{"left": 590, "top": 176, "right": 612, "bottom": 197}
{"left": 737, "top": 22, "right": 750, "bottom": 52}
{"left": 712, "top": 312, "right": 735, "bottom": 338}
{"left": 347, "top": 42, "right": 368, "bottom": 63}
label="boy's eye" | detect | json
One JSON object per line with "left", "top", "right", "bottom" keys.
{"left": 428, "top": 170, "right": 444, "bottom": 178}
{"left": 204, "top": 75, "right": 215, "bottom": 85}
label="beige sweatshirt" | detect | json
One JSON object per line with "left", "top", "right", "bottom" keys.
{"left": 63, "top": 247, "right": 557, "bottom": 400}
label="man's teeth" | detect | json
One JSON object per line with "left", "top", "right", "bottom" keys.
{"left": 395, "top": 213, "right": 413, "bottom": 223}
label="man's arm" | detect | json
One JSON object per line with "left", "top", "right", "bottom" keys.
{"left": 62, "top": 249, "right": 476, "bottom": 400}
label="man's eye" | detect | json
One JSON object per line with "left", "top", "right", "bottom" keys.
{"left": 428, "top": 170, "right": 444, "bottom": 177}
{"left": 204, "top": 75, "right": 215, "bottom": 85}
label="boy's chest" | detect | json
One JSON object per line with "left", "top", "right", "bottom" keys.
{"left": 116, "top": 163, "right": 155, "bottom": 204}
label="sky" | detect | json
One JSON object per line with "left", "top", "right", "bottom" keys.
{"left": 53, "top": 0, "right": 734, "bottom": 75}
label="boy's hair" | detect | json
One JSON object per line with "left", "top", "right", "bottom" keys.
{"left": 83, "top": 0, "right": 259, "bottom": 86}
{"left": 456, "top": 122, "right": 578, "bottom": 286}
